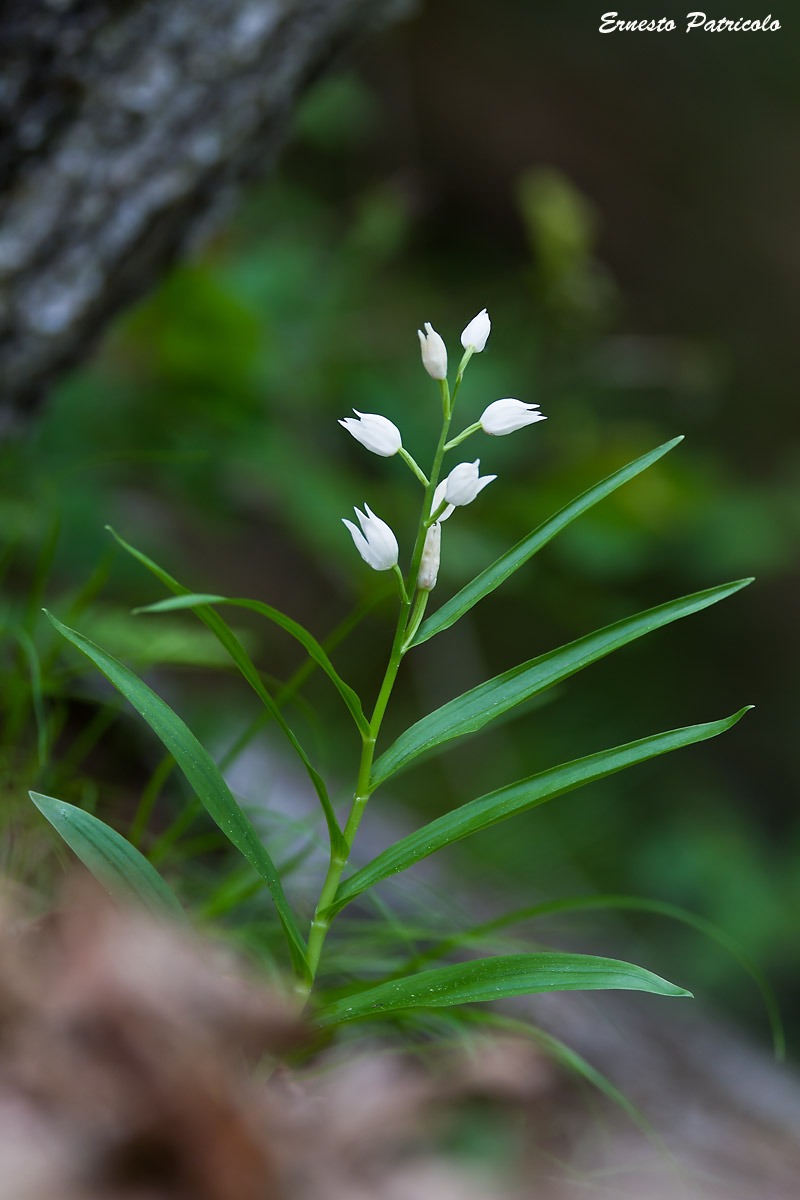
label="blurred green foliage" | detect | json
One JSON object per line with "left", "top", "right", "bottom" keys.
{"left": 1, "top": 61, "right": 797, "bottom": 1048}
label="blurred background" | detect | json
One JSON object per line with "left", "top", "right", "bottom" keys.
{"left": 2, "top": 0, "right": 798, "bottom": 1053}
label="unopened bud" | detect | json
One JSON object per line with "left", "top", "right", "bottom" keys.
{"left": 460, "top": 308, "right": 491, "bottom": 353}
{"left": 417, "top": 321, "right": 448, "bottom": 380}
{"left": 419, "top": 522, "right": 441, "bottom": 591}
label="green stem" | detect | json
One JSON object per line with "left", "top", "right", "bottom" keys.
{"left": 301, "top": 607, "right": 407, "bottom": 991}
{"left": 444, "top": 421, "right": 481, "bottom": 451}
{"left": 298, "top": 381, "right": 463, "bottom": 1002}
{"left": 401, "top": 590, "right": 429, "bottom": 652}
{"left": 398, "top": 447, "right": 430, "bottom": 487}
{"left": 392, "top": 563, "right": 409, "bottom": 605}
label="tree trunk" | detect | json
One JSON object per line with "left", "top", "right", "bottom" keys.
{"left": 0, "top": 0, "right": 413, "bottom": 423}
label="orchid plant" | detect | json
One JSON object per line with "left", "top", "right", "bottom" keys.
{"left": 30, "top": 307, "right": 754, "bottom": 1039}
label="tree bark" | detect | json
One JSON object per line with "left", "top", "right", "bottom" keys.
{"left": 0, "top": 0, "right": 413, "bottom": 423}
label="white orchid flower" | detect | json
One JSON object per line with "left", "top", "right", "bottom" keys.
{"left": 339, "top": 410, "right": 402, "bottom": 457}
{"left": 431, "top": 459, "right": 497, "bottom": 521}
{"left": 444, "top": 459, "right": 497, "bottom": 506}
{"left": 480, "top": 398, "right": 547, "bottom": 436}
{"left": 342, "top": 504, "right": 399, "bottom": 572}
{"left": 417, "top": 322, "right": 448, "bottom": 380}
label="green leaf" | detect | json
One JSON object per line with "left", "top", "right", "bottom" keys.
{"left": 373, "top": 578, "right": 752, "bottom": 786}
{"left": 30, "top": 791, "right": 184, "bottom": 920}
{"left": 106, "top": 530, "right": 345, "bottom": 857}
{"left": 136, "top": 593, "right": 369, "bottom": 738}
{"left": 395, "top": 890, "right": 784, "bottom": 1061}
{"left": 412, "top": 436, "right": 684, "bottom": 647}
{"left": 335, "top": 709, "right": 752, "bottom": 914}
{"left": 316, "top": 952, "right": 691, "bottom": 1026}
{"left": 44, "top": 611, "right": 309, "bottom": 977}
{"left": 492, "top": 894, "right": 786, "bottom": 1060}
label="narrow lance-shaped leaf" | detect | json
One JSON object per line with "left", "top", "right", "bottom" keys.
{"left": 412, "top": 435, "right": 684, "bottom": 647}
{"left": 484, "top": 894, "right": 785, "bottom": 1059}
{"left": 106, "top": 530, "right": 345, "bottom": 857}
{"left": 45, "top": 611, "right": 309, "bottom": 978}
{"left": 373, "top": 578, "right": 752, "bottom": 786}
{"left": 393, "top": 889, "right": 784, "bottom": 1059}
{"left": 334, "top": 708, "right": 752, "bottom": 915}
{"left": 316, "top": 953, "right": 691, "bottom": 1027}
{"left": 30, "top": 791, "right": 185, "bottom": 921}
{"left": 111, "top": 529, "right": 368, "bottom": 736}
{"left": 136, "top": 593, "right": 370, "bottom": 738}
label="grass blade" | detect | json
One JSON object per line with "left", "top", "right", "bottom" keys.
{"left": 335, "top": 709, "right": 752, "bottom": 914}
{"left": 136, "top": 593, "right": 369, "bottom": 738}
{"left": 373, "top": 578, "right": 752, "bottom": 786}
{"left": 412, "top": 436, "right": 684, "bottom": 647}
{"left": 30, "top": 790, "right": 185, "bottom": 920}
{"left": 463, "top": 1010, "right": 665, "bottom": 1146}
{"left": 45, "top": 611, "right": 309, "bottom": 976}
{"left": 106, "top": 530, "right": 345, "bottom": 856}
{"left": 316, "top": 952, "right": 691, "bottom": 1026}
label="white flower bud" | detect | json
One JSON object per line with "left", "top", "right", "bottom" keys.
{"left": 342, "top": 504, "right": 399, "bottom": 572}
{"left": 418, "top": 522, "right": 441, "bottom": 591}
{"left": 444, "top": 459, "right": 497, "bottom": 507}
{"left": 480, "top": 398, "right": 547, "bottom": 436}
{"left": 460, "top": 308, "right": 491, "bottom": 353}
{"left": 417, "top": 322, "right": 448, "bottom": 380}
{"left": 338, "top": 410, "right": 402, "bottom": 457}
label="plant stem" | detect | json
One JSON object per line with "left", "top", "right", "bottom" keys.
{"left": 300, "top": 607, "right": 407, "bottom": 990}
{"left": 444, "top": 421, "right": 481, "bottom": 451}
{"left": 298, "top": 380, "right": 459, "bottom": 1002}
{"left": 392, "top": 564, "right": 409, "bottom": 604}
{"left": 401, "top": 590, "right": 429, "bottom": 652}
{"left": 398, "top": 447, "right": 430, "bottom": 487}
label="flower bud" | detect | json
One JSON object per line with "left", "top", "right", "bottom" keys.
{"left": 480, "top": 398, "right": 547, "bottom": 436}
{"left": 417, "top": 322, "right": 448, "bottom": 380}
{"left": 460, "top": 308, "right": 491, "bottom": 353}
{"left": 339, "top": 410, "right": 402, "bottom": 457}
{"left": 444, "top": 459, "right": 497, "bottom": 507}
{"left": 418, "top": 522, "right": 441, "bottom": 591}
{"left": 342, "top": 504, "right": 399, "bottom": 572}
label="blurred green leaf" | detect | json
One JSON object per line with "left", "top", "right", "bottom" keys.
{"left": 45, "top": 611, "right": 309, "bottom": 976}
{"left": 30, "top": 791, "right": 184, "bottom": 920}
{"left": 109, "top": 530, "right": 346, "bottom": 858}
{"left": 136, "top": 593, "right": 369, "bottom": 738}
